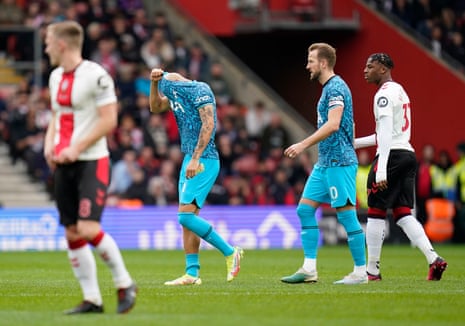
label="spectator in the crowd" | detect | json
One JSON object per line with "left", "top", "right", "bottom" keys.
{"left": 445, "top": 31, "right": 465, "bottom": 66}
{"left": 430, "top": 149, "right": 455, "bottom": 200}
{"left": 217, "top": 133, "right": 235, "bottom": 177}
{"left": 416, "top": 144, "right": 435, "bottom": 224}
{"left": 118, "top": 113, "right": 144, "bottom": 151}
{"left": 117, "top": 0, "right": 144, "bottom": 18}
{"left": 411, "top": 0, "right": 433, "bottom": 29}
{"left": 245, "top": 100, "right": 272, "bottom": 142}
{"left": 86, "top": 0, "right": 111, "bottom": 26}
{"left": 259, "top": 112, "right": 290, "bottom": 159}
{"left": 143, "top": 113, "right": 169, "bottom": 158}
{"left": 42, "top": 0, "right": 66, "bottom": 25}
{"left": 207, "top": 61, "right": 233, "bottom": 106}
{"left": 356, "top": 149, "right": 371, "bottom": 209}
{"left": 140, "top": 35, "right": 162, "bottom": 69}
{"left": 249, "top": 175, "right": 273, "bottom": 205}
{"left": 83, "top": 21, "right": 104, "bottom": 59}
{"left": 149, "top": 28, "right": 175, "bottom": 68}
{"left": 108, "top": 148, "right": 139, "bottom": 196}
{"left": 157, "top": 159, "right": 178, "bottom": 204}
{"left": 146, "top": 175, "right": 169, "bottom": 206}
{"left": 109, "top": 128, "right": 136, "bottom": 163}
{"left": 187, "top": 42, "right": 210, "bottom": 81}
{"left": 107, "top": 14, "right": 137, "bottom": 56}
{"left": 207, "top": 177, "right": 230, "bottom": 205}
{"left": 130, "top": 93, "right": 151, "bottom": 126}
{"left": 121, "top": 167, "right": 148, "bottom": 203}
{"left": 0, "top": 0, "right": 24, "bottom": 26}
{"left": 131, "top": 8, "right": 151, "bottom": 47}
{"left": 134, "top": 63, "right": 152, "bottom": 95}
{"left": 172, "top": 35, "right": 190, "bottom": 71}
{"left": 6, "top": 89, "right": 30, "bottom": 164}
{"left": 452, "top": 142, "right": 465, "bottom": 242}
{"left": 23, "top": 1, "right": 46, "bottom": 28}
{"left": 90, "top": 34, "right": 120, "bottom": 79}
{"left": 150, "top": 11, "right": 174, "bottom": 43}
{"left": 268, "top": 166, "right": 295, "bottom": 205}
{"left": 391, "top": 0, "right": 414, "bottom": 26}
{"left": 115, "top": 63, "right": 138, "bottom": 108}
{"left": 137, "top": 145, "right": 159, "bottom": 178}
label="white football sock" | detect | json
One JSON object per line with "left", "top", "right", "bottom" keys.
{"left": 353, "top": 265, "right": 367, "bottom": 275}
{"left": 303, "top": 258, "right": 316, "bottom": 272}
{"left": 396, "top": 215, "right": 438, "bottom": 264}
{"left": 366, "top": 218, "right": 385, "bottom": 275}
{"left": 68, "top": 245, "right": 102, "bottom": 305}
{"left": 94, "top": 233, "right": 133, "bottom": 288}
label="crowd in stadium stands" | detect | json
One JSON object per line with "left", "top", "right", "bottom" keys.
{"left": 1, "top": 0, "right": 465, "bottom": 239}
{"left": 367, "top": 0, "right": 465, "bottom": 69}
{"left": 0, "top": 0, "right": 312, "bottom": 207}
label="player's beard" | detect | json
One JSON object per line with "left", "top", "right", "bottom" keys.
{"left": 310, "top": 70, "right": 320, "bottom": 82}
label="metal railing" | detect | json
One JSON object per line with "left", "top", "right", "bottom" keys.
{"left": 0, "top": 26, "right": 42, "bottom": 88}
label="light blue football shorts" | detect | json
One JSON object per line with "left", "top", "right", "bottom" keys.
{"left": 301, "top": 164, "right": 357, "bottom": 208}
{"left": 179, "top": 154, "right": 219, "bottom": 208}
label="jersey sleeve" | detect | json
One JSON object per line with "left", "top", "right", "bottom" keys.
{"left": 327, "top": 88, "right": 345, "bottom": 111}
{"left": 193, "top": 83, "right": 215, "bottom": 110}
{"left": 374, "top": 90, "right": 393, "bottom": 118}
{"left": 93, "top": 65, "right": 117, "bottom": 107}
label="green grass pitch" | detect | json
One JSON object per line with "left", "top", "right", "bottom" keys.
{"left": 0, "top": 245, "right": 464, "bottom": 326}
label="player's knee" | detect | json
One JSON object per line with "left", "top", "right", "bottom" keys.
{"left": 178, "top": 212, "right": 196, "bottom": 228}
{"left": 337, "top": 209, "right": 361, "bottom": 232}
{"left": 296, "top": 204, "right": 317, "bottom": 225}
{"left": 393, "top": 206, "right": 412, "bottom": 223}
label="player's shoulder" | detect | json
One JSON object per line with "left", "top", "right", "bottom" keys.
{"left": 78, "top": 60, "right": 109, "bottom": 76}
{"left": 78, "top": 60, "right": 114, "bottom": 88}
{"left": 193, "top": 82, "right": 215, "bottom": 105}
{"left": 49, "top": 66, "right": 63, "bottom": 79}
{"left": 378, "top": 81, "right": 403, "bottom": 95}
{"left": 327, "top": 75, "right": 350, "bottom": 92}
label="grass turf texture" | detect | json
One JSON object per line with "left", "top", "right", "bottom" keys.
{"left": 0, "top": 245, "right": 464, "bottom": 326}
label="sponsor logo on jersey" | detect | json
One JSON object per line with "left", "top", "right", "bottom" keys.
{"left": 377, "top": 96, "right": 389, "bottom": 107}
{"left": 97, "top": 75, "right": 111, "bottom": 89}
{"left": 195, "top": 95, "right": 212, "bottom": 104}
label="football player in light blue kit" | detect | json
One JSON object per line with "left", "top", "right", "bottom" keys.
{"left": 281, "top": 43, "right": 367, "bottom": 284}
{"left": 149, "top": 68, "right": 243, "bottom": 285}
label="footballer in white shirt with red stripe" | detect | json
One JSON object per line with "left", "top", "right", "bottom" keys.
{"left": 354, "top": 53, "right": 447, "bottom": 282}
{"left": 44, "top": 21, "right": 136, "bottom": 314}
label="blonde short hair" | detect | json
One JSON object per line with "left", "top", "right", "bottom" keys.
{"left": 47, "top": 21, "right": 84, "bottom": 50}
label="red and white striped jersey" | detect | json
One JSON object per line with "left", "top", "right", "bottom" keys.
{"left": 374, "top": 81, "right": 414, "bottom": 152}
{"left": 49, "top": 60, "right": 116, "bottom": 160}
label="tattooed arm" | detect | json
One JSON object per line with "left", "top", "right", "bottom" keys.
{"left": 185, "top": 104, "right": 215, "bottom": 178}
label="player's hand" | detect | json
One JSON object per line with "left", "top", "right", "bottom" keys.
{"left": 185, "top": 158, "right": 201, "bottom": 179}
{"left": 375, "top": 172, "right": 388, "bottom": 191}
{"left": 284, "top": 142, "right": 303, "bottom": 159}
{"left": 150, "top": 68, "right": 164, "bottom": 81}
{"left": 55, "top": 147, "right": 80, "bottom": 164}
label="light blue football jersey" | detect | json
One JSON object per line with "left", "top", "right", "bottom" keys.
{"left": 317, "top": 75, "right": 357, "bottom": 167}
{"left": 158, "top": 74, "right": 219, "bottom": 159}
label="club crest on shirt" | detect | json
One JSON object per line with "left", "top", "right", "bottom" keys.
{"left": 377, "top": 96, "right": 389, "bottom": 107}
{"left": 61, "top": 79, "right": 69, "bottom": 91}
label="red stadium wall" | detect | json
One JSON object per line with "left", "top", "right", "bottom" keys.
{"left": 171, "top": 0, "right": 356, "bottom": 36}
{"left": 173, "top": 0, "right": 465, "bottom": 160}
